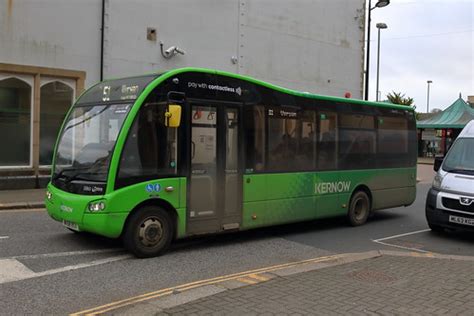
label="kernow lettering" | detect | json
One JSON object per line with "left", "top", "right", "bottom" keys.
{"left": 315, "top": 181, "right": 351, "bottom": 194}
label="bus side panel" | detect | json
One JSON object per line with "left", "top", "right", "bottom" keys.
{"left": 242, "top": 173, "right": 317, "bottom": 229}
{"left": 314, "top": 171, "right": 345, "bottom": 218}
{"left": 368, "top": 168, "right": 417, "bottom": 209}
{"left": 241, "top": 168, "right": 416, "bottom": 231}
{"left": 105, "top": 177, "right": 187, "bottom": 238}
{"left": 335, "top": 168, "right": 416, "bottom": 211}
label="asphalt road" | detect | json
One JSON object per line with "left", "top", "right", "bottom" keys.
{"left": 1, "top": 179, "right": 473, "bottom": 315}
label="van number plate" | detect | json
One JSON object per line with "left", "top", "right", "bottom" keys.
{"left": 449, "top": 215, "right": 474, "bottom": 226}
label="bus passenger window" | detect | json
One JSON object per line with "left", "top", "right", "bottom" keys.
{"left": 268, "top": 117, "right": 297, "bottom": 171}
{"left": 116, "top": 102, "right": 177, "bottom": 189}
{"left": 297, "top": 111, "right": 317, "bottom": 170}
{"left": 318, "top": 112, "right": 337, "bottom": 170}
{"left": 338, "top": 114, "right": 376, "bottom": 169}
{"left": 245, "top": 106, "right": 265, "bottom": 172}
{"left": 378, "top": 116, "right": 409, "bottom": 167}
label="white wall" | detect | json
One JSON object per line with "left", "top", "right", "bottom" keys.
{"left": 0, "top": 0, "right": 102, "bottom": 87}
{"left": 104, "top": 0, "right": 239, "bottom": 78}
{"left": 239, "top": 0, "right": 365, "bottom": 97}
{"left": 0, "top": 0, "right": 365, "bottom": 98}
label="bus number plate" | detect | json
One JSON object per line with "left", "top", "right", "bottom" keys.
{"left": 63, "top": 220, "right": 80, "bottom": 231}
{"left": 449, "top": 215, "right": 474, "bottom": 226}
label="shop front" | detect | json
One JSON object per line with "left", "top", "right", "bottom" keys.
{"left": 417, "top": 96, "right": 474, "bottom": 158}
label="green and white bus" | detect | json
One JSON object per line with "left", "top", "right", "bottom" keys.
{"left": 46, "top": 68, "right": 417, "bottom": 257}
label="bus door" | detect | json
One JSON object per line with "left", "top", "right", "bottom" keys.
{"left": 187, "top": 103, "right": 242, "bottom": 234}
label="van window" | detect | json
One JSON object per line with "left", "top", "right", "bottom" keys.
{"left": 442, "top": 138, "right": 474, "bottom": 175}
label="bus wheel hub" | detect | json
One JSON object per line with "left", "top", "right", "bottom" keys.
{"left": 139, "top": 218, "right": 163, "bottom": 246}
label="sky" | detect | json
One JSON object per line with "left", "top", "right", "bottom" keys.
{"left": 368, "top": 0, "right": 473, "bottom": 112}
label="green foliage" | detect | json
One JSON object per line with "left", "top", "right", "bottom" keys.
{"left": 386, "top": 91, "right": 415, "bottom": 106}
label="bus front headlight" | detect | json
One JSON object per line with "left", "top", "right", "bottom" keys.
{"left": 88, "top": 201, "right": 106, "bottom": 212}
{"left": 432, "top": 174, "right": 443, "bottom": 190}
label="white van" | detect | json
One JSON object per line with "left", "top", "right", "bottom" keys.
{"left": 426, "top": 120, "right": 474, "bottom": 231}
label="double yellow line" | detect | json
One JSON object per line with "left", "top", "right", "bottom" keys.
{"left": 71, "top": 254, "right": 343, "bottom": 316}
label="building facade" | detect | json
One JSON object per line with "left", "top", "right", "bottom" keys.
{"left": 0, "top": 0, "right": 366, "bottom": 189}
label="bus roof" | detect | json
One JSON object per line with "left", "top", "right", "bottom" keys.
{"left": 82, "top": 67, "right": 415, "bottom": 112}
{"left": 160, "top": 67, "right": 415, "bottom": 112}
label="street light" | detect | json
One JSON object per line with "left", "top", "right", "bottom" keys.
{"left": 364, "top": 0, "right": 391, "bottom": 101}
{"left": 375, "top": 22, "right": 388, "bottom": 102}
{"left": 427, "top": 80, "right": 433, "bottom": 113}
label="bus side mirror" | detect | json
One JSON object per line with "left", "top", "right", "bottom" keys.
{"left": 165, "top": 104, "right": 182, "bottom": 127}
{"left": 433, "top": 157, "right": 443, "bottom": 172}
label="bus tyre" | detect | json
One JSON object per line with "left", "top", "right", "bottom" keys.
{"left": 123, "top": 206, "right": 174, "bottom": 258}
{"left": 347, "top": 191, "right": 370, "bottom": 226}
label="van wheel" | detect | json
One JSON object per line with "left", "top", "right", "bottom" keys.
{"left": 347, "top": 191, "right": 370, "bottom": 226}
{"left": 123, "top": 206, "right": 174, "bottom": 258}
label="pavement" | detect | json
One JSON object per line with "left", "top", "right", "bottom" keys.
{"left": 72, "top": 250, "right": 474, "bottom": 315}
{"left": 0, "top": 188, "right": 45, "bottom": 210}
{"left": 417, "top": 157, "right": 435, "bottom": 165}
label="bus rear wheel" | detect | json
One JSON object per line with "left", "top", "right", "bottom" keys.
{"left": 347, "top": 191, "right": 370, "bottom": 226}
{"left": 123, "top": 206, "right": 174, "bottom": 258}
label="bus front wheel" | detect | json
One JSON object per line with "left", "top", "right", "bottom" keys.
{"left": 347, "top": 191, "right": 370, "bottom": 226}
{"left": 123, "top": 206, "right": 174, "bottom": 258}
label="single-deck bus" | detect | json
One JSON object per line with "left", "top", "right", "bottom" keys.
{"left": 46, "top": 68, "right": 417, "bottom": 257}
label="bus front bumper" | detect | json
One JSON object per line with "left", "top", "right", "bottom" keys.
{"left": 45, "top": 184, "right": 127, "bottom": 238}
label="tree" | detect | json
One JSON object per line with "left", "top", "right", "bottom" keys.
{"left": 386, "top": 91, "right": 414, "bottom": 107}
{"left": 385, "top": 91, "right": 419, "bottom": 120}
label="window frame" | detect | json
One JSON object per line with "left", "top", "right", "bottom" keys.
{"left": 0, "top": 74, "right": 35, "bottom": 169}
{"left": 38, "top": 78, "right": 76, "bottom": 168}
{"left": 0, "top": 63, "right": 85, "bottom": 179}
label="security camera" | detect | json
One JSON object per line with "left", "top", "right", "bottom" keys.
{"left": 165, "top": 46, "right": 185, "bottom": 56}
{"left": 164, "top": 46, "right": 176, "bottom": 55}
{"left": 160, "top": 41, "right": 186, "bottom": 59}
{"left": 174, "top": 47, "right": 186, "bottom": 55}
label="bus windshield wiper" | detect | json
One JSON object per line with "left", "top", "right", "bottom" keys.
{"left": 53, "top": 166, "right": 91, "bottom": 181}
{"left": 65, "top": 172, "right": 107, "bottom": 184}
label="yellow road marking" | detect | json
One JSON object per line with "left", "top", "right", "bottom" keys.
{"left": 246, "top": 273, "right": 270, "bottom": 282}
{"left": 71, "top": 254, "right": 342, "bottom": 316}
{"left": 236, "top": 277, "right": 259, "bottom": 284}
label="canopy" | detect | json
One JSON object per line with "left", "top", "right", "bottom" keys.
{"left": 417, "top": 97, "right": 474, "bottom": 129}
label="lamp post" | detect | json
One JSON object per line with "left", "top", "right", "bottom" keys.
{"left": 365, "top": 0, "right": 390, "bottom": 101}
{"left": 375, "top": 22, "right": 387, "bottom": 101}
{"left": 427, "top": 80, "right": 433, "bottom": 113}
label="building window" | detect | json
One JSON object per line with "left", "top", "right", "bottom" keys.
{"left": 0, "top": 77, "right": 32, "bottom": 166}
{"left": 39, "top": 81, "right": 74, "bottom": 165}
